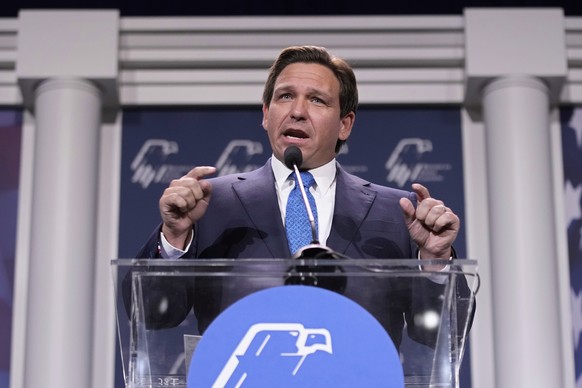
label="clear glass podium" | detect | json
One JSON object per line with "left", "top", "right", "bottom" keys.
{"left": 112, "top": 258, "right": 478, "bottom": 388}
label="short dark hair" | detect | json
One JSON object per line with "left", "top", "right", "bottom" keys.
{"left": 262, "top": 46, "right": 358, "bottom": 153}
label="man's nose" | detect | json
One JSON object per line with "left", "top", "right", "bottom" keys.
{"left": 290, "top": 98, "right": 307, "bottom": 120}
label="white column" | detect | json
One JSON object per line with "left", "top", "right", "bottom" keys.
{"left": 482, "top": 76, "right": 563, "bottom": 388}
{"left": 14, "top": 11, "right": 119, "bottom": 388}
{"left": 464, "top": 9, "right": 571, "bottom": 388}
{"left": 23, "top": 78, "right": 102, "bottom": 388}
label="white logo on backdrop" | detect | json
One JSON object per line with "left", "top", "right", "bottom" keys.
{"left": 337, "top": 144, "right": 369, "bottom": 175}
{"left": 131, "top": 139, "right": 265, "bottom": 189}
{"left": 215, "top": 140, "right": 264, "bottom": 176}
{"left": 131, "top": 139, "right": 186, "bottom": 189}
{"left": 385, "top": 138, "right": 452, "bottom": 188}
{"left": 213, "top": 323, "right": 332, "bottom": 387}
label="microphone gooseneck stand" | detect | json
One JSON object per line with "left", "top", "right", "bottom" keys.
{"left": 283, "top": 146, "right": 347, "bottom": 292}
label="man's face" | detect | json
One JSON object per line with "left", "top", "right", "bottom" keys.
{"left": 262, "top": 63, "right": 355, "bottom": 170}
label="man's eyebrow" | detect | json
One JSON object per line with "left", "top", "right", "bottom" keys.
{"left": 275, "top": 84, "right": 333, "bottom": 99}
{"left": 273, "top": 84, "right": 295, "bottom": 93}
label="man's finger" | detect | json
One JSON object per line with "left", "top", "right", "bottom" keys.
{"left": 164, "top": 192, "right": 190, "bottom": 213}
{"left": 184, "top": 166, "right": 217, "bottom": 180}
{"left": 423, "top": 204, "right": 448, "bottom": 229}
{"left": 411, "top": 183, "right": 431, "bottom": 202}
{"left": 399, "top": 197, "right": 416, "bottom": 225}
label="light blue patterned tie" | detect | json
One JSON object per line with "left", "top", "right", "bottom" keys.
{"left": 286, "top": 171, "right": 318, "bottom": 255}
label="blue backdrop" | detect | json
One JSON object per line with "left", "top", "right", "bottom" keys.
{"left": 119, "top": 107, "right": 466, "bottom": 258}
{"left": 117, "top": 106, "right": 469, "bottom": 386}
{"left": 0, "top": 110, "right": 22, "bottom": 388}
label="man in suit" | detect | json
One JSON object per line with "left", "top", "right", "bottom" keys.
{"left": 135, "top": 45, "right": 468, "bottom": 348}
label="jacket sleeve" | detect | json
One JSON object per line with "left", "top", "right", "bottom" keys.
{"left": 121, "top": 225, "right": 197, "bottom": 330}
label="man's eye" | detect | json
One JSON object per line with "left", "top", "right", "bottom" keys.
{"left": 312, "top": 97, "right": 325, "bottom": 104}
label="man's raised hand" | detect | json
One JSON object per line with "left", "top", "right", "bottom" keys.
{"left": 160, "top": 166, "right": 216, "bottom": 249}
{"left": 399, "top": 183, "right": 460, "bottom": 259}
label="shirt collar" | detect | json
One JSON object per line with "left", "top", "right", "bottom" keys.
{"left": 271, "top": 155, "right": 337, "bottom": 195}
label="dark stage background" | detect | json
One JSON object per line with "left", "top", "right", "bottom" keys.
{"left": 0, "top": 0, "right": 581, "bottom": 17}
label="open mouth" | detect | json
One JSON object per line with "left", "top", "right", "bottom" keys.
{"left": 284, "top": 129, "right": 309, "bottom": 140}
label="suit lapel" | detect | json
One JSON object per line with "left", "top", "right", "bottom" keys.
{"left": 327, "top": 165, "right": 376, "bottom": 254}
{"left": 229, "top": 161, "right": 375, "bottom": 257}
{"left": 231, "top": 161, "right": 290, "bottom": 258}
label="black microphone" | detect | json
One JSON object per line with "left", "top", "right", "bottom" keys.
{"left": 283, "top": 146, "right": 338, "bottom": 260}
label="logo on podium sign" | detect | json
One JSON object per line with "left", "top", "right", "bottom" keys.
{"left": 187, "top": 286, "right": 404, "bottom": 387}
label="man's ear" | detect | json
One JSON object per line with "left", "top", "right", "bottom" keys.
{"left": 261, "top": 104, "right": 269, "bottom": 130}
{"left": 339, "top": 112, "right": 355, "bottom": 140}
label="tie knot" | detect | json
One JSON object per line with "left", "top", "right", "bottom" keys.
{"left": 291, "top": 171, "right": 315, "bottom": 189}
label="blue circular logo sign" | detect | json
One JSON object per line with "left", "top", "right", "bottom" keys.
{"left": 187, "top": 285, "right": 404, "bottom": 387}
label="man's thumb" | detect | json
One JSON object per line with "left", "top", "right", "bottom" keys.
{"left": 399, "top": 197, "right": 416, "bottom": 226}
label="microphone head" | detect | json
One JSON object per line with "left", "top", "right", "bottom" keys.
{"left": 284, "top": 146, "right": 303, "bottom": 169}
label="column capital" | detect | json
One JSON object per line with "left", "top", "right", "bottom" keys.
{"left": 16, "top": 10, "right": 119, "bottom": 111}
{"left": 482, "top": 75, "right": 549, "bottom": 99}
{"left": 464, "top": 8, "right": 567, "bottom": 107}
{"left": 35, "top": 77, "right": 102, "bottom": 100}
